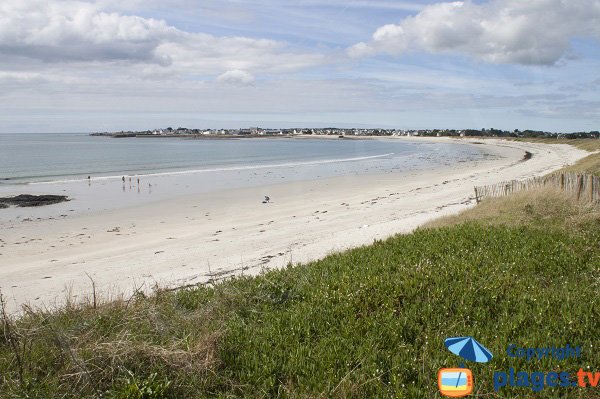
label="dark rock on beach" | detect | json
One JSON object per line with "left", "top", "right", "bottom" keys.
{"left": 0, "top": 194, "right": 70, "bottom": 208}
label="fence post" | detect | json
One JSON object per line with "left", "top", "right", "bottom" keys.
{"left": 474, "top": 187, "right": 480, "bottom": 204}
{"left": 560, "top": 174, "right": 565, "bottom": 191}
{"left": 576, "top": 175, "right": 584, "bottom": 201}
{"left": 590, "top": 175, "right": 594, "bottom": 202}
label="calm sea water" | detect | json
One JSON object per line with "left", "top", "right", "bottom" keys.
{"left": 0, "top": 133, "right": 484, "bottom": 184}
{"left": 0, "top": 133, "right": 492, "bottom": 220}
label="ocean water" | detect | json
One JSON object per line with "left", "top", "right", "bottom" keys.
{"left": 0, "top": 133, "right": 484, "bottom": 183}
{"left": 0, "top": 133, "right": 493, "bottom": 219}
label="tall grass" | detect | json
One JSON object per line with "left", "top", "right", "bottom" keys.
{"left": 562, "top": 153, "right": 600, "bottom": 176}
{"left": 425, "top": 187, "right": 600, "bottom": 232}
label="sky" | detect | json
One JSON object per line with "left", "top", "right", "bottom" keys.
{"left": 1, "top": 0, "right": 600, "bottom": 133}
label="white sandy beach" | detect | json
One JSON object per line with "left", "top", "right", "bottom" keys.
{"left": 0, "top": 138, "right": 590, "bottom": 313}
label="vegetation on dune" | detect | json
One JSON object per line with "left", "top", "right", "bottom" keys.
{"left": 425, "top": 187, "right": 600, "bottom": 232}
{"left": 1, "top": 188, "right": 599, "bottom": 398}
{"left": 562, "top": 153, "right": 600, "bottom": 176}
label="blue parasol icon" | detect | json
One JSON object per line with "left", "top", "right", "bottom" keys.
{"left": 445, "top": 336, "right": 493, "bottom": 363}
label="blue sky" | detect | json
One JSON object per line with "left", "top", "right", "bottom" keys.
{"left": 0, "top": 0, "right": 599, "bottom": 132}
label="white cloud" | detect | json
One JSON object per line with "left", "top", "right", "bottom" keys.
{"left": 0, "top": 0, "right": 326, "bottom": 74}
{"left": 349, "top": 0, "right": 600, "bottom": 65}
{"left": 0, "top": 1, "right": 176, "bottom": 63}
{"left": 217, "top": 70, "right": 255, "bottom": 86}
{"left": 0, "top": 71, "right": 43, "bottom": 82}
{"left": 300, "top": 0, "right": 426, "bottom": 11}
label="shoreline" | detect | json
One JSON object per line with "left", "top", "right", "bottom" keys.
{"left": 0, "top": 135, "right": 455, "bottom": 188}
{"left": 0, "top": 136, "right": 488, "bottom": 222}
{"left": 0, "top": 139, "right": 589, "bottom": 313}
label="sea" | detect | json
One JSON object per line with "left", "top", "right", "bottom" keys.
{"left": 0, "top": 133, "right": 493, "bottom": 219}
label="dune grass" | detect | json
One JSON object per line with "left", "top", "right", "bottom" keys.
{"left": 424, "top": 187, "right": 600, "bottom": 232}
{"left": 1, "top": 187, "right": 599, "bottom": 398}
{"left": 562, "top": 153, "right": 600, "bottom": 176}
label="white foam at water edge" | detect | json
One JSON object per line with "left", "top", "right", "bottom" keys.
{"left": 28, "top": 153, "right": 395, "bottom": 185}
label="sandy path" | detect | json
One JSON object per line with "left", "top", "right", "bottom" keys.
{"left": 0, "top": 139, "right": 588, "bottom": 312}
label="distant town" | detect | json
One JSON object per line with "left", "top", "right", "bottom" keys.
{"left": 91, "top": 127, "right": 600, "bottom": 139}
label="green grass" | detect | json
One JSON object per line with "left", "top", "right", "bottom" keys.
{"left": 1, "top": 189, "right": 598, "bottom": 398}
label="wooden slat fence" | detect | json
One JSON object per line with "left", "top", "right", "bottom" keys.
{"left": 474, "top": 173, "right": 600, "bottom": 203}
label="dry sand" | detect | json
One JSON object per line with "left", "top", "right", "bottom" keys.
{"left": 0, "top": 138, "right": 589, "bottom": 313}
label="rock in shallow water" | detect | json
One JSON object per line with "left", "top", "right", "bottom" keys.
{"left": 0, "top": 194, "right": 70, "bottom": 208}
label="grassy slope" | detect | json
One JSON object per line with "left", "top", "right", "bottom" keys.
{"left": 562, "top": 153, "right": 600, "bottom": 176}
{"left": 425, "top": 188, "right": 600, "bottom": 231}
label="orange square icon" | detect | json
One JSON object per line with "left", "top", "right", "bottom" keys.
{"left": 438, "top": 368, "right": 473, "bottom": 397}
